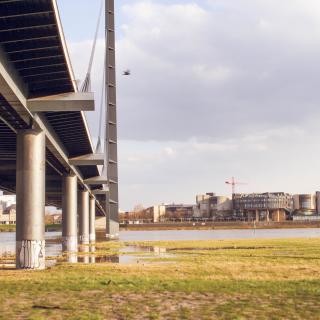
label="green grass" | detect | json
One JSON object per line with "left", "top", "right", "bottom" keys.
{"left": 0, "top": 224, "right": 15, "bottom": 232}
{"left": 0, "top": 238, "right": 320, "bottom": 319}
{"left": 45, "top": 224, "right": 62, "bottom": 231}
{"left": 0, "top": 223, "right": 62, "bottom": 232}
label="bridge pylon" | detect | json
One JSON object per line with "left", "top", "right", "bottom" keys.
{"left": 105, "top": 0, "right": 119, "bottom": 239}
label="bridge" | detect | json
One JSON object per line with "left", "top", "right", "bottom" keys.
{"left": 0, "top": 0, "right": 119, "bottom": 269}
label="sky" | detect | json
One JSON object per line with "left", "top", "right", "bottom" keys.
{"left": 57, "top": 0, "right": 320, "bottom": 211}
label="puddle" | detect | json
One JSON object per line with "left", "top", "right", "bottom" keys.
{"left": 56, "top": 245, "right": 175, "bottom": 265}
{"left": 168, "top": 246, "right": 274, "bottom": 251}
{"left": 76, "top": 255, "right": 137, "bottom": 264}
{"left": 0, "top": 233, "right": 177, "bottom": 267}
{"left": 120, "top": 245, "right": 167, "bottom": 254}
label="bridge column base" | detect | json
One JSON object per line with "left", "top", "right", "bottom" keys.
{"left": 106, "top": 198, "right": 119, "bottom": 240}
{"left": 62, "top": 236, "right": 78, "bottom": 252}
{"left": 16, "top": 129, "right": 45, "bottom": 270}
{"left": 62, "top": 174, "right": 78, "bottom": 254}
{"left": 106, "top": 220, "right": 120, "bottom": 240}
{"left": 16, "top": 240, "right": 45, "bottom": 269}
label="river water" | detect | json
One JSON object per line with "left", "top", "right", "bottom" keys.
{"left": 119, "top": 228, "right": 320, "bottom": 241}
{"left": 1, "top": 228, "right": 320, "bottom": 257}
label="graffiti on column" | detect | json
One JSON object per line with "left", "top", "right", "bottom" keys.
{"left": 17, "top": 240, "right": 45, "bottom": 269}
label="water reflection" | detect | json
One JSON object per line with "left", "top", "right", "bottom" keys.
{"left": 0, "top": 234, "right": 167, "bottom": 267}
{"left": 63, "top": 246, "right": 104, "bottom": 264}
{"left": 119, "top": 228, "right": 320, "bottom": 241}
{"left": 121, "top": 245, "right": 167, "bottom": 254}
{"left": 60, "top": 246, "right": 119, "bottom": 264}
{"left": 60, "top": 245, "right": 170, "bottom": 265}
{"left": 1, "top": 228, "right": 320, "bottom": 268}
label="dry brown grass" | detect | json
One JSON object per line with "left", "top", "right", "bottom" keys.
{"left": 0, "top": 238, "right": 320, "bottom": 319}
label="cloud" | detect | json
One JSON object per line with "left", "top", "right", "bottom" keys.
{"left": 68, "top": 0, "right": 320, "bottom": 143}
{"left": 65, "top": 0, "right": 320, "bottom": 210}
{"left": 116, "top": 0, "right": 320, "bottom": 141}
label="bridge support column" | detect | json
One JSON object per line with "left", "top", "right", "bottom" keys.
{"left": 62, "top": 174, "right": 78, "bottom": 253}
{"left": 89, "top": 197, "right": 96, "bottom": 244}
{"left": 79, "top": 190, "right": 89, "bottom": 245}
{"left": 16, "top": 129, "right": 45, "bottom": 270}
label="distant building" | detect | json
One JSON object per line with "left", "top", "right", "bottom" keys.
{"left": 120, "top": 204, "right": 195, "bottom": 223}
{"left": 152, "top": 205, "right": 166, "bottom": 222}
{"left": 196, "top": 193, "right": 232, "bottom": 218}
{"left": 121, "top": 190, "right": 320, "bottom": 225}
{"left": 52, "top": 214, "right": 62, "bottom": 224}
{"left": 233, "top": 192, "right": 292, "bottom": 222}
{"left": 119, "top": 208, "right": 154, "bottom": 224}
{"left": 0, "top": 195, "right": 16, "bottom": 210}
{"left": 0, "top": 204, "right": 16, "bottom": 224}
{"left": 162, "top": 204, "right": 194, "bottom": 220}
{"left": 292, "top": 194, "right": 319, "bottom": 216}
{"left": 143, "top": 204, "right": 194, "bottom": 222}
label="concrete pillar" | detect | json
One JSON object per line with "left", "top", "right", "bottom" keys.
{"left": 16, "top": 129, "right": 45, "bottom": 270}
{"left": 79, "top": 190, "right": 89, "bottom": 244}
{"left": 89, "top": 197, "right": 96, "bottom": 244}
{"left": 62, "top": 174, "right": 78, "bottom": 252}
{"left": 266, "top": 210, "right": 270, "bottom": 222}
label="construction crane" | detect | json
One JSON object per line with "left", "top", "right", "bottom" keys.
{"left": 225, "top": 177, "right": 247, "bottom": 195}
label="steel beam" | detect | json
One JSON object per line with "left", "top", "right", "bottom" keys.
{"left": 12, "top": 54, "right": 64, "bottom": 63}
{"left": 16, "top": 129, "right": 45, "bottom": 270}
{"left": 84, "top": 176, "right": 108, "bottom": 185}
{"left": 1, "top": 34, "right": 57, "bottom": 44}
{"left": 27, "top": 92, "right": 94, "bottom": 112}
{"left": 92, "top": 187, "right": 109, "bottom": 195}
{"left": 0, "top": 23, "right": 56, "bottom": 34}
{"left": 0, "top": 11, "right": 53, "bottom": 20}
{"left": 69, "top": 153, "right": 104, "bottom": 166}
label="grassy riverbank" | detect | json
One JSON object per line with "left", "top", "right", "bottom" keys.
{"left": 119, "top": 220, "right": 320, "bottom": 231}
{"left": 45, "top": 223, "right": 62, "bottom": 232}
{"left": 1, "top": 238, "right": 320, "bottom": 319}
{"left": 0, "top": 224, "right": 15, "bottom": 232}
{"left": 1, "top": 221, "right": 320, "bottom": 233}
{"left": 0, "top": 224, "right": 62, "bottom": 233}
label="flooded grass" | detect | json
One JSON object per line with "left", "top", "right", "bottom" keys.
{"left": 0, "top": 238, "right": 320, "bottom": 319}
